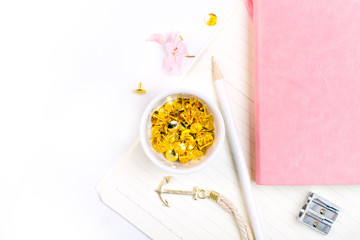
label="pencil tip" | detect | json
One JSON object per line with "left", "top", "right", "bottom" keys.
{"left": 212, "top": 56, "right": 223, "bottom": 81}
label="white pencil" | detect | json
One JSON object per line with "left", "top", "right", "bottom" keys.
{"left": 212, "top": 57, "right": 265, "bottom": 240}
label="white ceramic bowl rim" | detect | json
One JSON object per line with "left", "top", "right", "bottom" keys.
{"left": 139, "top": 88, "right": 225, "bottom": 174}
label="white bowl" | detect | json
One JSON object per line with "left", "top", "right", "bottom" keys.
{"left": 139, "top": 89, "right": 225, "bottom": 174}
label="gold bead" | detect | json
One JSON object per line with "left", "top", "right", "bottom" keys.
{"left": 205, "top": 13, "right": 217, "bottom": 26}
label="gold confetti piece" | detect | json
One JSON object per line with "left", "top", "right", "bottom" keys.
{"left": 150, "top": 97, "right": 215, "bottom": 164}
{"left": 205, "top": 13, "right": 217, "bottom": 26}
{"left": 134, "top": 82, "right": 147, "bottom": 95}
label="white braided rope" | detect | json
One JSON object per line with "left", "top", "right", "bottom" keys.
{"left": 216, "top": 194, "right": 254, "bottom": 240}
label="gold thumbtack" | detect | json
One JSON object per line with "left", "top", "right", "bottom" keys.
{"left": 134, "top": 82, "right": 147, "bottom": 95}
{"left": 205, "top": 13, "right": 217, "bottom": 26}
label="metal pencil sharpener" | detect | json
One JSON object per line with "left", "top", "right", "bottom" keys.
{"left": 297, "top": 192, "right": 340, "bottom": 235}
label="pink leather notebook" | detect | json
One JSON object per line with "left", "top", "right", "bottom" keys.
{"left": 254, "top": 0, "right": 360, "bottom": 185}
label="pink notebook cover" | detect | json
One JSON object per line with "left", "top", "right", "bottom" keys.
{"left": 254, "top": 0, "right": 360, "bottom": 185}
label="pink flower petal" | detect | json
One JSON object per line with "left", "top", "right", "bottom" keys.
{"left": 146, "top": 33, "right": 165, "bottom": 44}
{"left": 164, "top": 42, "right": 174, "bottom": 54}
{"left": 165, "top": 32, "right": 178, "bottom": 43}
{"left": 163, "top": 55, "right": 177, "bottom": 74}
{"left": 163, "top": 55, "right": 188, "bottom": 75}
{"left": 161, "top": 32, "right": 190, "bottom": 75}
{"left": 177, "top": 43, "right": 188, "bottom": 57}
{"left": 164, "top": 33, "right": 188, "bottom": 56}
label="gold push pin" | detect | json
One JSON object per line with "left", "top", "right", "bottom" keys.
{"left": 205, "top": 13, "right": 217, "bottom": 26}
{"left": 134, "top": 82, "right": 146, "bottom": 95}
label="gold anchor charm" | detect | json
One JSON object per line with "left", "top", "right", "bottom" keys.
{"left": 154, "top": 177, "right": 254, "bottom": 240}
{"left": 155, "top": 176, "right": 209, "bottom": 207}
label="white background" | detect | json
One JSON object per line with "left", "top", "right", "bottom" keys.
{"left": 0, "top": 0, "right": 237, "bottom": 239}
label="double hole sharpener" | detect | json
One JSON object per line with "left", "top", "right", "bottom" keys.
{"left": 298, "top": 192, "right": 340, "bottom": 235}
